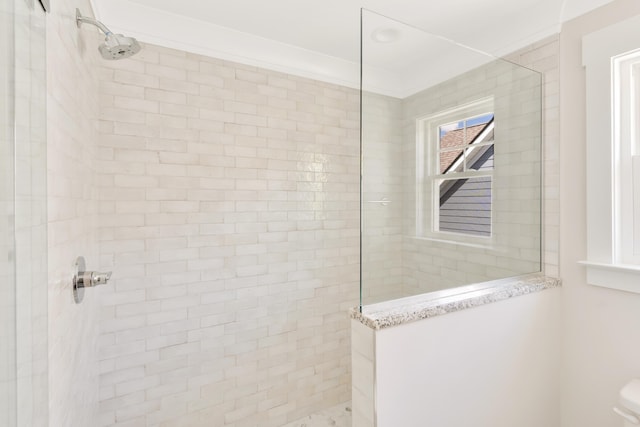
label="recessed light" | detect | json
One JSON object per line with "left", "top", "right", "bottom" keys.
{"left": 371, "top": 27, "right": 401, "bottom": 43}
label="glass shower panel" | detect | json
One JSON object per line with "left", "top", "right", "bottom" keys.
{"left": 360, "top": 10, "right": 542, "bottom": 307}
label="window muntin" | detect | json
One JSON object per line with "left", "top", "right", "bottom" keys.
{"left": 438, "top": 113, "right": 495, "bottom": 174}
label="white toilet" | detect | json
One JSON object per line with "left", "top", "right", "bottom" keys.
{"left": 615, "top": 379, "right": 640, "bottom": 426}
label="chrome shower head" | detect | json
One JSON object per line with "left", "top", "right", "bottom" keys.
{"left": 76, "top": 9, "right": 141, "bottom": 60}
{"left": 99, "top": 33, "right": 141, "bottom": 60}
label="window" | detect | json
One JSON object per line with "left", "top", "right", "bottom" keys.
{"left": 416, "top": 98, "right": 495, "bottom": 241}
{"left": 582, "top": 16, "right": 640, "bottom": 293}
{"left": 613, "top": 49, "right": 640, "bottom": 265}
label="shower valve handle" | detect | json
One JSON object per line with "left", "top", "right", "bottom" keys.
{"left": 77, "top": 270, "right": 112, "bottom": 288}
{"left": 72, "top": 256, "right": 112, "bottom": 303}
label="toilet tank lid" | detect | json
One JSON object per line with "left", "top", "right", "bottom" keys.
{"left": 620, "top": 379, "right": 640, "bottom": 414}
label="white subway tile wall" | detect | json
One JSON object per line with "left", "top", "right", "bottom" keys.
{"left": 280, "top": 402, "right": 351, "bottom": 427}
{"left": 0, "top": 2, "right": 16, "bottom": 424}
{"left": 15, "top": 0, "right": 48, "bottom": 425}
{"left": 360, "top": 93, "right": 405, "bottom": 304}
{"left": 47, "top": 0, "right": 102, "bottom": 425}
{"left": 350, "top": 320, "right": 375, "bottom": 427}
{"left": 505, "top": 35, "right": 560, "bottom": 279}
{"left": 96, "top": 43, "right": 360, "bottom": 427}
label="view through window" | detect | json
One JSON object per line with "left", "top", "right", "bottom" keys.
{"left": 436, "top": 113, "right": 494, "bottom": 236}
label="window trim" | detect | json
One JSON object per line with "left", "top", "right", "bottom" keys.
{"left": 416, "top": 97, "right": 495, "bottom": 244}
{"left": 582, "top": 15, "right": 640, "bottom": 293}
{"left": 614, "top": 50, "right": 640, "bottom": 265}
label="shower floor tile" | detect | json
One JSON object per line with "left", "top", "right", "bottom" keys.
{"left": 281, "top": 402, "right": 352, "bottom": 427}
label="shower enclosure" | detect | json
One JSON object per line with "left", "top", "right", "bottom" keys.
{"left": 0, "top": 1, "right": 48, "bottom": 426}
{"left": 360, "top": 10, "right": 543, "bottom": 307}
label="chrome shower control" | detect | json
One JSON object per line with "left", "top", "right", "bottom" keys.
{"left": 72, "top": 256, "right": 112, "bottom": 304}
{"left": 91, "top": 271, "right": 112, "bottom": 286}
{"left": 76, "top": 270, "right": 112, "bottom": 287}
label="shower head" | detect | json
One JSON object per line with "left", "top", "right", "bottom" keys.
{"left": 75, "top": 9, "right": 141, "bottom": 60}
{"left": 98, "top": 33, "right": 141, "bottom": 60}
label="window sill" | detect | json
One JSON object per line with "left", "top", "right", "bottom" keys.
{"left": 579, "top": 261, "right": 640, "bottom": 294}
{"left": 408, "top": 234, "right": 495, "bottom": 250}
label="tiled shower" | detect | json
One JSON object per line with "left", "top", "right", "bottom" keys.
{"left": 45, "top": 0, "right": 361, "bottom": 425}
{"left": 95, "top": 43, "right": 359, "bottom": 426}
{"left": 4, "top": 0, "right": 563, "bottom": 426}
{"left": 3, "top": 0, "right": 359, "bottom": 425}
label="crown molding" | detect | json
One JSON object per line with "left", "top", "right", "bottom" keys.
{"left": 94, "top": 1, "right": 367, "bottom": 89}
{"left": 92, "top": 0, "right": 567, "bottom": 99}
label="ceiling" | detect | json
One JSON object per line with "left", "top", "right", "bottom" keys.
{"left": 91, "top": 0, "right": 615, "bottom": 97}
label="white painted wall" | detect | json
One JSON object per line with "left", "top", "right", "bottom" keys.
{"left": 559, "top": 2, "right": 640, "bottom": 426}
{"left": 374, "top": 287, "right": 561, "bottom": 427}
{"left": 560, "top": 0, "right": 616, "bottom": 22}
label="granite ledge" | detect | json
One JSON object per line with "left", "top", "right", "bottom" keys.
{"left": 350, "top": 275, "right": 561, "bottom": 330}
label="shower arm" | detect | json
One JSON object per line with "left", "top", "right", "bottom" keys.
{"left": 75, "top": 9, "right": 113, "bottom": 36}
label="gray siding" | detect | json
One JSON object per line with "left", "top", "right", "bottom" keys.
{"left": 439, "top": 174, "right": 492, "bottom": 237}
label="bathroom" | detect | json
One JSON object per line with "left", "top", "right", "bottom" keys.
{"left": 3, "top": 0, "right": 640, "bottom": 426}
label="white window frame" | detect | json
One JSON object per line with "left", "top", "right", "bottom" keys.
{"left": 416, "top": 97, "right": 495, "bottom": 245}
{"left": 581, "top": 16, "right": 640, "bottom": 293}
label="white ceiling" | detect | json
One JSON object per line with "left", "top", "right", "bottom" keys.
{"left": 91, "top": 0, "right": 615, "bottom": 97}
